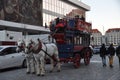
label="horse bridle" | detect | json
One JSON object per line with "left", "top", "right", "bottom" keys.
{"left": 25, "top": 41, "right": 42, "bottom": 54}
{"left": 17, "top": 42, "right": 25, "bottom": 52}
{"left": 26, "top": 41, "right": 58, "bottom": 62}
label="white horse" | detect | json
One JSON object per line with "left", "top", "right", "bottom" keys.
{"left": 25, "top": 38, "right": 61, "bottom": 76}
{"left": 16, "top": 40, "right": 36, "bottom": 74}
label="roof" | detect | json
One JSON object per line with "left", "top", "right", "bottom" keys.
{"left": 92, "top": 29, "right": 101, "bottom": 33}
{"left": 0, "top": 45, "right": 17, "bottom": 51}
{"left": 0, "top": 45, "right": 16, "bottom": 48}
{"left": 61, "top": 0, "right": 90, "bottom": 11}
{"left": 106, "top": 28, "right": 120, "bottom": 33}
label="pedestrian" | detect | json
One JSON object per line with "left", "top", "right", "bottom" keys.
{"left": 45, "top": 23, "right": 48, "bottom": 28}
{"left": 107, "top": 43, "right": 115, "bottom": 68}
{"left": 100, "top": 44, "right": 107, "bottom": 67}
{"left": 80, "top": 15, "right": 85, "bottom": 21}
{"left": 116, "top": 45, "right": 120, "bottom": 66}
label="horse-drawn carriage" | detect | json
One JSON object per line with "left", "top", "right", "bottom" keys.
{"left": 50, "top": 17, "right": 92, "bottom": 68}
{"left": 16, "top": 16, "right": 92, "bottom": 76}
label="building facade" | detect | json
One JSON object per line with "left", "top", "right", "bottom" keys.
{"left": 91, "top": 29, "right": 102, "bottom": 46}
{"left": 43, "top": 0, "right": 90, "bottom": 26}
{"left": 0, "top": 0, "right": 43, "bottom": 26}
{"left": 91, "top": 28, "right": 120, "bottom": 46}
{"left": 0, "top": 0, "right": 90, "bottom": 26}
{"left": 0, "top": 0, "right": 91, "bottom": 36}
{"left": 105, "top": 28, "right": 120, "bottom": 46}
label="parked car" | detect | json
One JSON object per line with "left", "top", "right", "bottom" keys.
{"left": 0, "top": 46, "right": 26, "bottom": 70}
{"left": 93, "top": 46, "right": 100, "bottom": 54}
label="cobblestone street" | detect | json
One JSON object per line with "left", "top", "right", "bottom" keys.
{"left": 0, "top": 55, "right": 120, "bottom": 80}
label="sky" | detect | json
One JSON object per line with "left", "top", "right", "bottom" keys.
{"left": 81, "top": 0, "right": 120, "bottom": 34}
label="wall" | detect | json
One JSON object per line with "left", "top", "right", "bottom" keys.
{"left": 0, "top": 0, "right": 43, "bottom": 26}
{"left": 0, "top": 30, "right": 22, "bottom": 41}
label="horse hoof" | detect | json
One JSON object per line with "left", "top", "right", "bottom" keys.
{"left": 31, "top": 72, "right": 35, "bottom": 74}
{"left": 57, "top": 70, "right": 61, "bottom": 72}
{"left": 49, "top": 70, "right": 53, "bottom": 73}
{"left": 26, "top": 72, "right": 30, "bottom": 74}
{"left": 41, "top": 74, "right": 45, "bottom": 76}
{"left": 37, "top": 74, "right": 40, "bottom": 76}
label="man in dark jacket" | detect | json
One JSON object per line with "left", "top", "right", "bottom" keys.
{"left": 100, "top": 44, "right": 107, "bottom": 67}
{"left": 116, "top": 45, "right": 120, "bottom": 66}
{"left": 107, "top": 43, "right": 115, "bottom": 68}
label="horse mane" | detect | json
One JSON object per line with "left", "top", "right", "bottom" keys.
{"left": 32, "top": 39, "right": 42, "bottom": 54}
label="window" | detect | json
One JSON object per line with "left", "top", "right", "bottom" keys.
{"left": 0, "top": 47, "right": 3, "bottom": 50}
{"left": 1, "top": 47, "right": 17, "bottom": 55}
{"left": 66, "top": 37, "right": 73, "bottom": 44}
{"left": 79, "top": 37, "right": 82, "bottom": 44}
{"left": 74, "top": 36, "right": 80, "bottom": 45}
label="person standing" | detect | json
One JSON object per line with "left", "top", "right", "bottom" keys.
{"left": 100, "top": 44, "right": 107, "bottom": 67}
{"left": 45, "top": 23, "right": 48, "bottom": 28}
{"left": 107, "top": 43, "right": 115, "bottom": 68}
{"left": 116, "top": 45, "right": 120, "bottom": 66}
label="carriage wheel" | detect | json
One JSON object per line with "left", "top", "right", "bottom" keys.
{"left": 74, "top": 54, "right": 81, "bottom": 68}
{"left": 84, "top": 49, "right": 90, "bottom": 65}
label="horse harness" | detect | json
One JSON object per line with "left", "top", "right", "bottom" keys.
{"left": 29, "top": 41, "right": 58, "bottom": 62}
{"left": 18, "top": 42, "right": 25, "bottom": 53}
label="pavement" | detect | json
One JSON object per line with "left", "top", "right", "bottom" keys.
{"left": 0, "top": 54, "right": 120, "bottom": 80}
